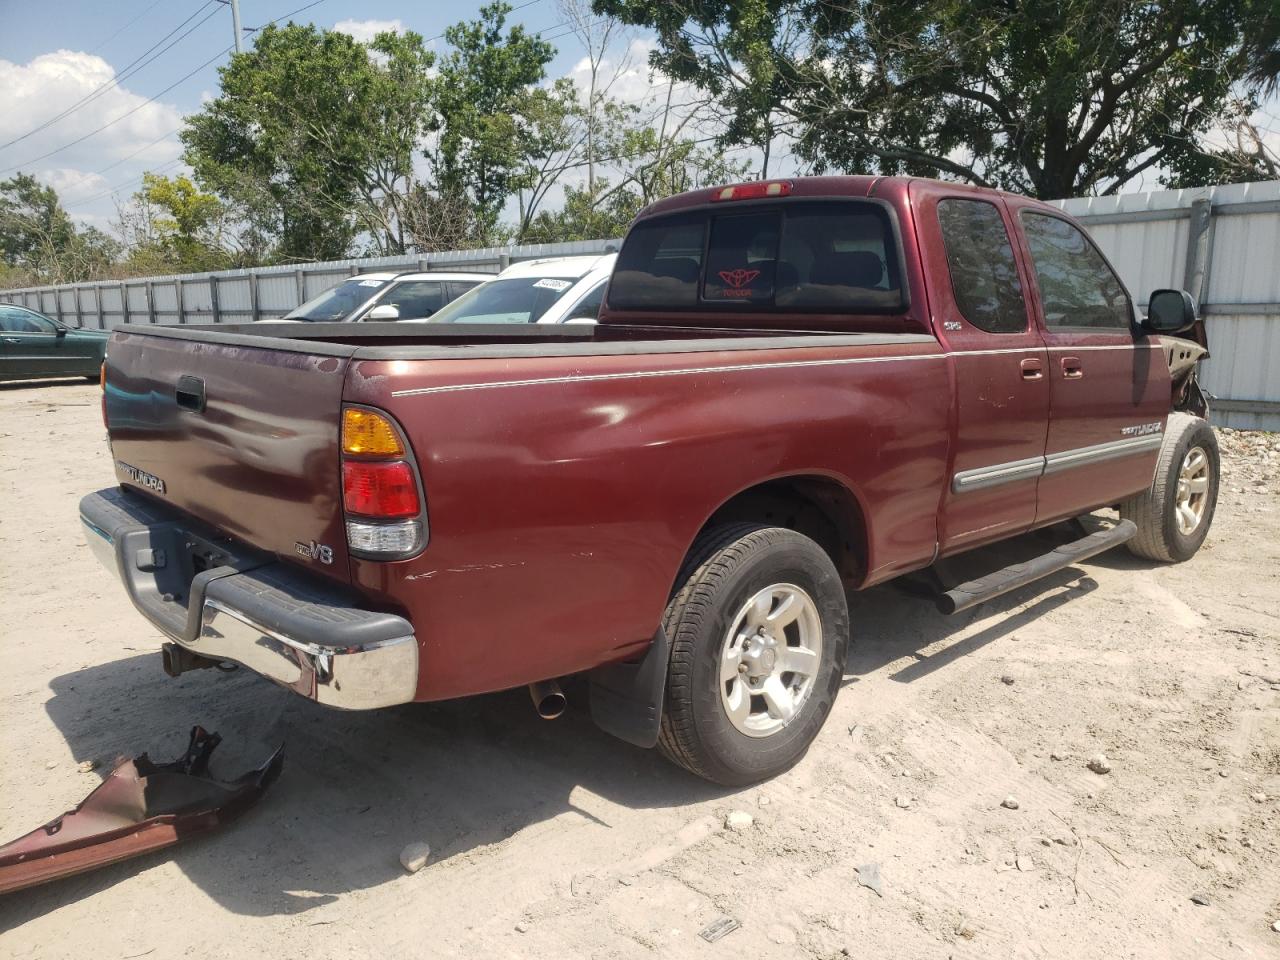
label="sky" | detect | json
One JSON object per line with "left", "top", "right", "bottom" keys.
{"left": 0, "top": 0, "right": 696, "bottom": 233}
{"left": 0, "top": 0, "right": 1276, "bottom": 238}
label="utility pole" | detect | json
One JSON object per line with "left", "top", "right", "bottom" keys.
{"left": 230, "top": 0, "right": 244, "bottom": 53}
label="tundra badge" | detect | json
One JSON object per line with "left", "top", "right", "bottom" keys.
{"left": 116, "top": 461, "right": 166, "bottom": 495}
{"left": 295, "top": 540, "right": 334, "bottom": 564}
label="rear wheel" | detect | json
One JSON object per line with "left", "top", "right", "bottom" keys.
{"left": 657, "top": 523, "right": 849, "bottom": 786}
{"left": 1119, "top": 412, "right": 1219, "bottom": 562}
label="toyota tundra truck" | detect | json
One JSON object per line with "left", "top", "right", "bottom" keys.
{"left": 81, "top": 176, "right": 1217, "bottom": 786}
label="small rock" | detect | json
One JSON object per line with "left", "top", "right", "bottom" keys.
{"left": 1016, "top": 856, "right": 1035, "bottom": 872}
{"left": 1271, "top": 919, "right": 1280, "bottom": 933}
{"left": 45, "top": 760, "right": 58, "bottom": 770}
{"left": 1050, "top": 751, "right": 1068, "bottom": 761}
{"left": 399, "top": 841, "right": 431, "bottom": 874}
{"left": 1087, "top": 754, "right": 1112, "bottom": 774}
{"left": 1251, "top": 792, "right": 1268, "bottom": 803}
{"left": 1001, "top": 796, "right": 1020, "bottom": 810}
{"left": 855, "top": 862, "right": 883, "bottom": 897}
{"left": 758, "top": 794, "right": 771, "bottom": 807}
{"left": 1190, "top": 893, "right": 1211, "bottom": 906}
{"left": 1000, "top": 675, "right": 1015, "bottom": 685}
{"left": 1040, "top": 838, "right": 1053, "bottom": 847}
{"left": 1219, "top": 770, "right": 1230, "bottom": 778}
{"left": 766, "top": 924, "right": 797, "bottom": 945}
{"left": 77, "top": 759, "right": 99, "bottom": 773}
{"left": 724, "top": 810, "right": 754, "bottom": 831}
{"left": 894, "top": 795, "right": 912, "bottom": 809}
{"left": 515, "top": 920, "right": 531, "bottom": 933}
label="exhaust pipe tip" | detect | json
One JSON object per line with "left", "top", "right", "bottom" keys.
{"left": 529, "top": 679, "right": 566, "bottom": 720}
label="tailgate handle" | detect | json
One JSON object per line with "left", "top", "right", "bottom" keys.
{"left": 176, "top": 375, "right": 206, "bottom": 412}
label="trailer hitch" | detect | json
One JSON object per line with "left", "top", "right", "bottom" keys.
{"left": 0, "top": 726, "right": 283, "bottom": 895}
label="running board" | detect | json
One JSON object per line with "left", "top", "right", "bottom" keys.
{"left": 937, "top": 520, "right": 1137, "bottom": 615}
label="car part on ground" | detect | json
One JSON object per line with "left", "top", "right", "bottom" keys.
{"left": 0, "top": 727, "right": 283, "bottom": 895}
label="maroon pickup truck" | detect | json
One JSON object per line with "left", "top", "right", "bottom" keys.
{"left": 82, "top": 176, "right": 1216, "bottom": 785}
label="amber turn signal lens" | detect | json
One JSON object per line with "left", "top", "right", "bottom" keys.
{"left": 342, "top": 408, "right": 404, "bottom": 457}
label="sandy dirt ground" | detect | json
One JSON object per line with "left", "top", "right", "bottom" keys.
{"left": 1, "top": 379, "right": 1277, "bottom": 960}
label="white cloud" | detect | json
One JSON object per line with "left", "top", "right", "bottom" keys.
{"left": 36, "top": 167, "right": 109, "bottom": 201}
{"left": 332, "top": 18, "right": 405, "bottom": 44}
{"left": 0, "top": 51, "right": 184, "bottom": 171}
{"left": 0, "top": 50, "right": 185, "bottom": 225}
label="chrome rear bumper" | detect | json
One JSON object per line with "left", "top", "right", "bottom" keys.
{"left": 80, "top": 487, "right": 419, "bottom": 710}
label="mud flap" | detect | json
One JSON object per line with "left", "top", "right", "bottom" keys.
{"left": 0, "top": 727, "right": 283, "bottom": 895}
{"left": 588, "top": 628, "right": 671, "bottom": 749}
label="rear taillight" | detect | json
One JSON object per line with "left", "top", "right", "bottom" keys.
{"left": 342, "top": 461, "right": 420, "bottom": 518}
{"left": 339, "top": 406, "right": 426, "bottom": 559}
{"left": 710, "top": 180, "right": 792, "bottom": 202}
{"left": 100, "top": 362, "right": 107, "bottom": 428}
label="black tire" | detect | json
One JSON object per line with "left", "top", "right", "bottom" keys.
{"left": 657, "top": 523, "right": 849, "bottom": 786}
{"left": 1119, "top": 412, "right": 1219, "bottom": 562}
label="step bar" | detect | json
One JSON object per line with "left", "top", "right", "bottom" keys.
{"left": 937, "top": 520, "right": 1137, "bottom": 615}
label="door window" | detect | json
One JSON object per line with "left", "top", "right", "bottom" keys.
{"left": 384, "top": 281, "right": 445, "bottom": 320}
{"left": 1020, "top": 212, "right": 1131, "bottom": 329}
{"left": 0, "top": 306, "right": 55, "bottom": 333}
{"left": 937, "top": 199, "right": 1027, "bottom": 333}
{"left": 563, "top": 280, "right": 605, "bottom": 322}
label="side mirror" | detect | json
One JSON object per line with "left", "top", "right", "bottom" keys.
{"left": 1142, "top": 289, "right": 1196, "bottom": 334}
{"left": 365, "top": 303, "right": 400, "bottom": 321}
{"left": 55, "top": 326, "right": 67, "bottom": 339}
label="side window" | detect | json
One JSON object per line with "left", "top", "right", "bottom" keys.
{"left": 937, "top": 199, "right": 1027, "bottom": 333}
{"left": 385, "top": 281, "right": 444, "bottom": 320}
{"left": 1020, "top": 212, "right": 1131, "bottom": 329}
{"left": 564, "top": 280, "right": 605, "bottom": 322}
{"left": 0, "top": 306, "right": 52, "bottom": 333}
{"left": 447, "top": 281, "right": 481, "bottom": 302}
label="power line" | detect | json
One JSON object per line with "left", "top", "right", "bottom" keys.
{"left": 5, "top": 0, "right": 332, "bottom": 178}
{"left": 86, "top": 0, "right": 172, "bottom": 56}
{"left": 93, "top": 126, "right": 185, "bottom": 177}
{"left": 0, "top": 1, "right": 220, "bottom": 150}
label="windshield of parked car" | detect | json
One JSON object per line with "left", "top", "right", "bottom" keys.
{"left": 608, "top": 201, "right": 904, "bottom": 312}
{"left": 283, "top": 278, "right": 388, "bottom": 321}
{"left": 425, "top": 277, "right": 579, "bottom": 324}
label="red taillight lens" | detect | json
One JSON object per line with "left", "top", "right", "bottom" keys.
{"left": 710, "top": 180, "right": 793, "bottom": 202}
{"left": 342, "top": 460, "right": 420, "bottom": 518}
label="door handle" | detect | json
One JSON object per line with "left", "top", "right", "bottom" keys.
{"left": 1020, "top": 358, "right": 1044, "bottom": 380}
{"left": 2, "top": 337, "right": 19, "bottom": 343}
{"left": 1061, "top": 356, "right": 1083, "bottom": 379}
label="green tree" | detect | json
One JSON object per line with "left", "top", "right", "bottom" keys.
{"left": 0, "top": 173, "right": 76, "bottom": 276}
{"left": 596, "top": 0, "right": 1279, "bottom": 198}
{"left": 0, "top": 173, "right": 118, "bottom": 283}
{"left": 182, "top": 23, "right": 435, "bottom": 261}
{"left": 428, "top": 2, "right": 557, "bottom": 240}
{"left": 115, "top": 173, "right": 231, "bottom": 273}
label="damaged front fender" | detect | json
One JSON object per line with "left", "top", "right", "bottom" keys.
{"left": 0, "top": 727, "right": 283, "bottom": 895}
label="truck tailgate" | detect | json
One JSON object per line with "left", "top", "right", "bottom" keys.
{"left": 104, "top": 329, "right": 352, "bottom": 583}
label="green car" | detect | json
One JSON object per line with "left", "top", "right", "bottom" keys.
{"left": 0, "top": 303, "right": 108, "bottom": 382}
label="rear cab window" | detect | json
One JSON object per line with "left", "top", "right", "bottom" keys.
{"left": 608, "top": 200, "right": 904, "bottom": 314}
{"left": 936, "top": 198, "right": 1028, "bottom": 334}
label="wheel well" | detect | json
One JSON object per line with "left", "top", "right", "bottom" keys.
{"left": 698, "top": 476, "right": 867, "bottom": 584}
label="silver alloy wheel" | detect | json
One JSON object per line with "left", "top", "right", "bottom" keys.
{"left": 1175, "top": 445, "right": 1210, "bottom": 535}
{"left": 719, "top": 583, "right": 823, "bottom": 738}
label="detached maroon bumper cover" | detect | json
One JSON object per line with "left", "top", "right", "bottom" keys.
{"left": 0, "top": 727, "right": 283, "bottom": 895}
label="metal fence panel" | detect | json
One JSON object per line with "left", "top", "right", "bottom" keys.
{"left": 1057, "top": 180, "right": 1280, "bottom": 430}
